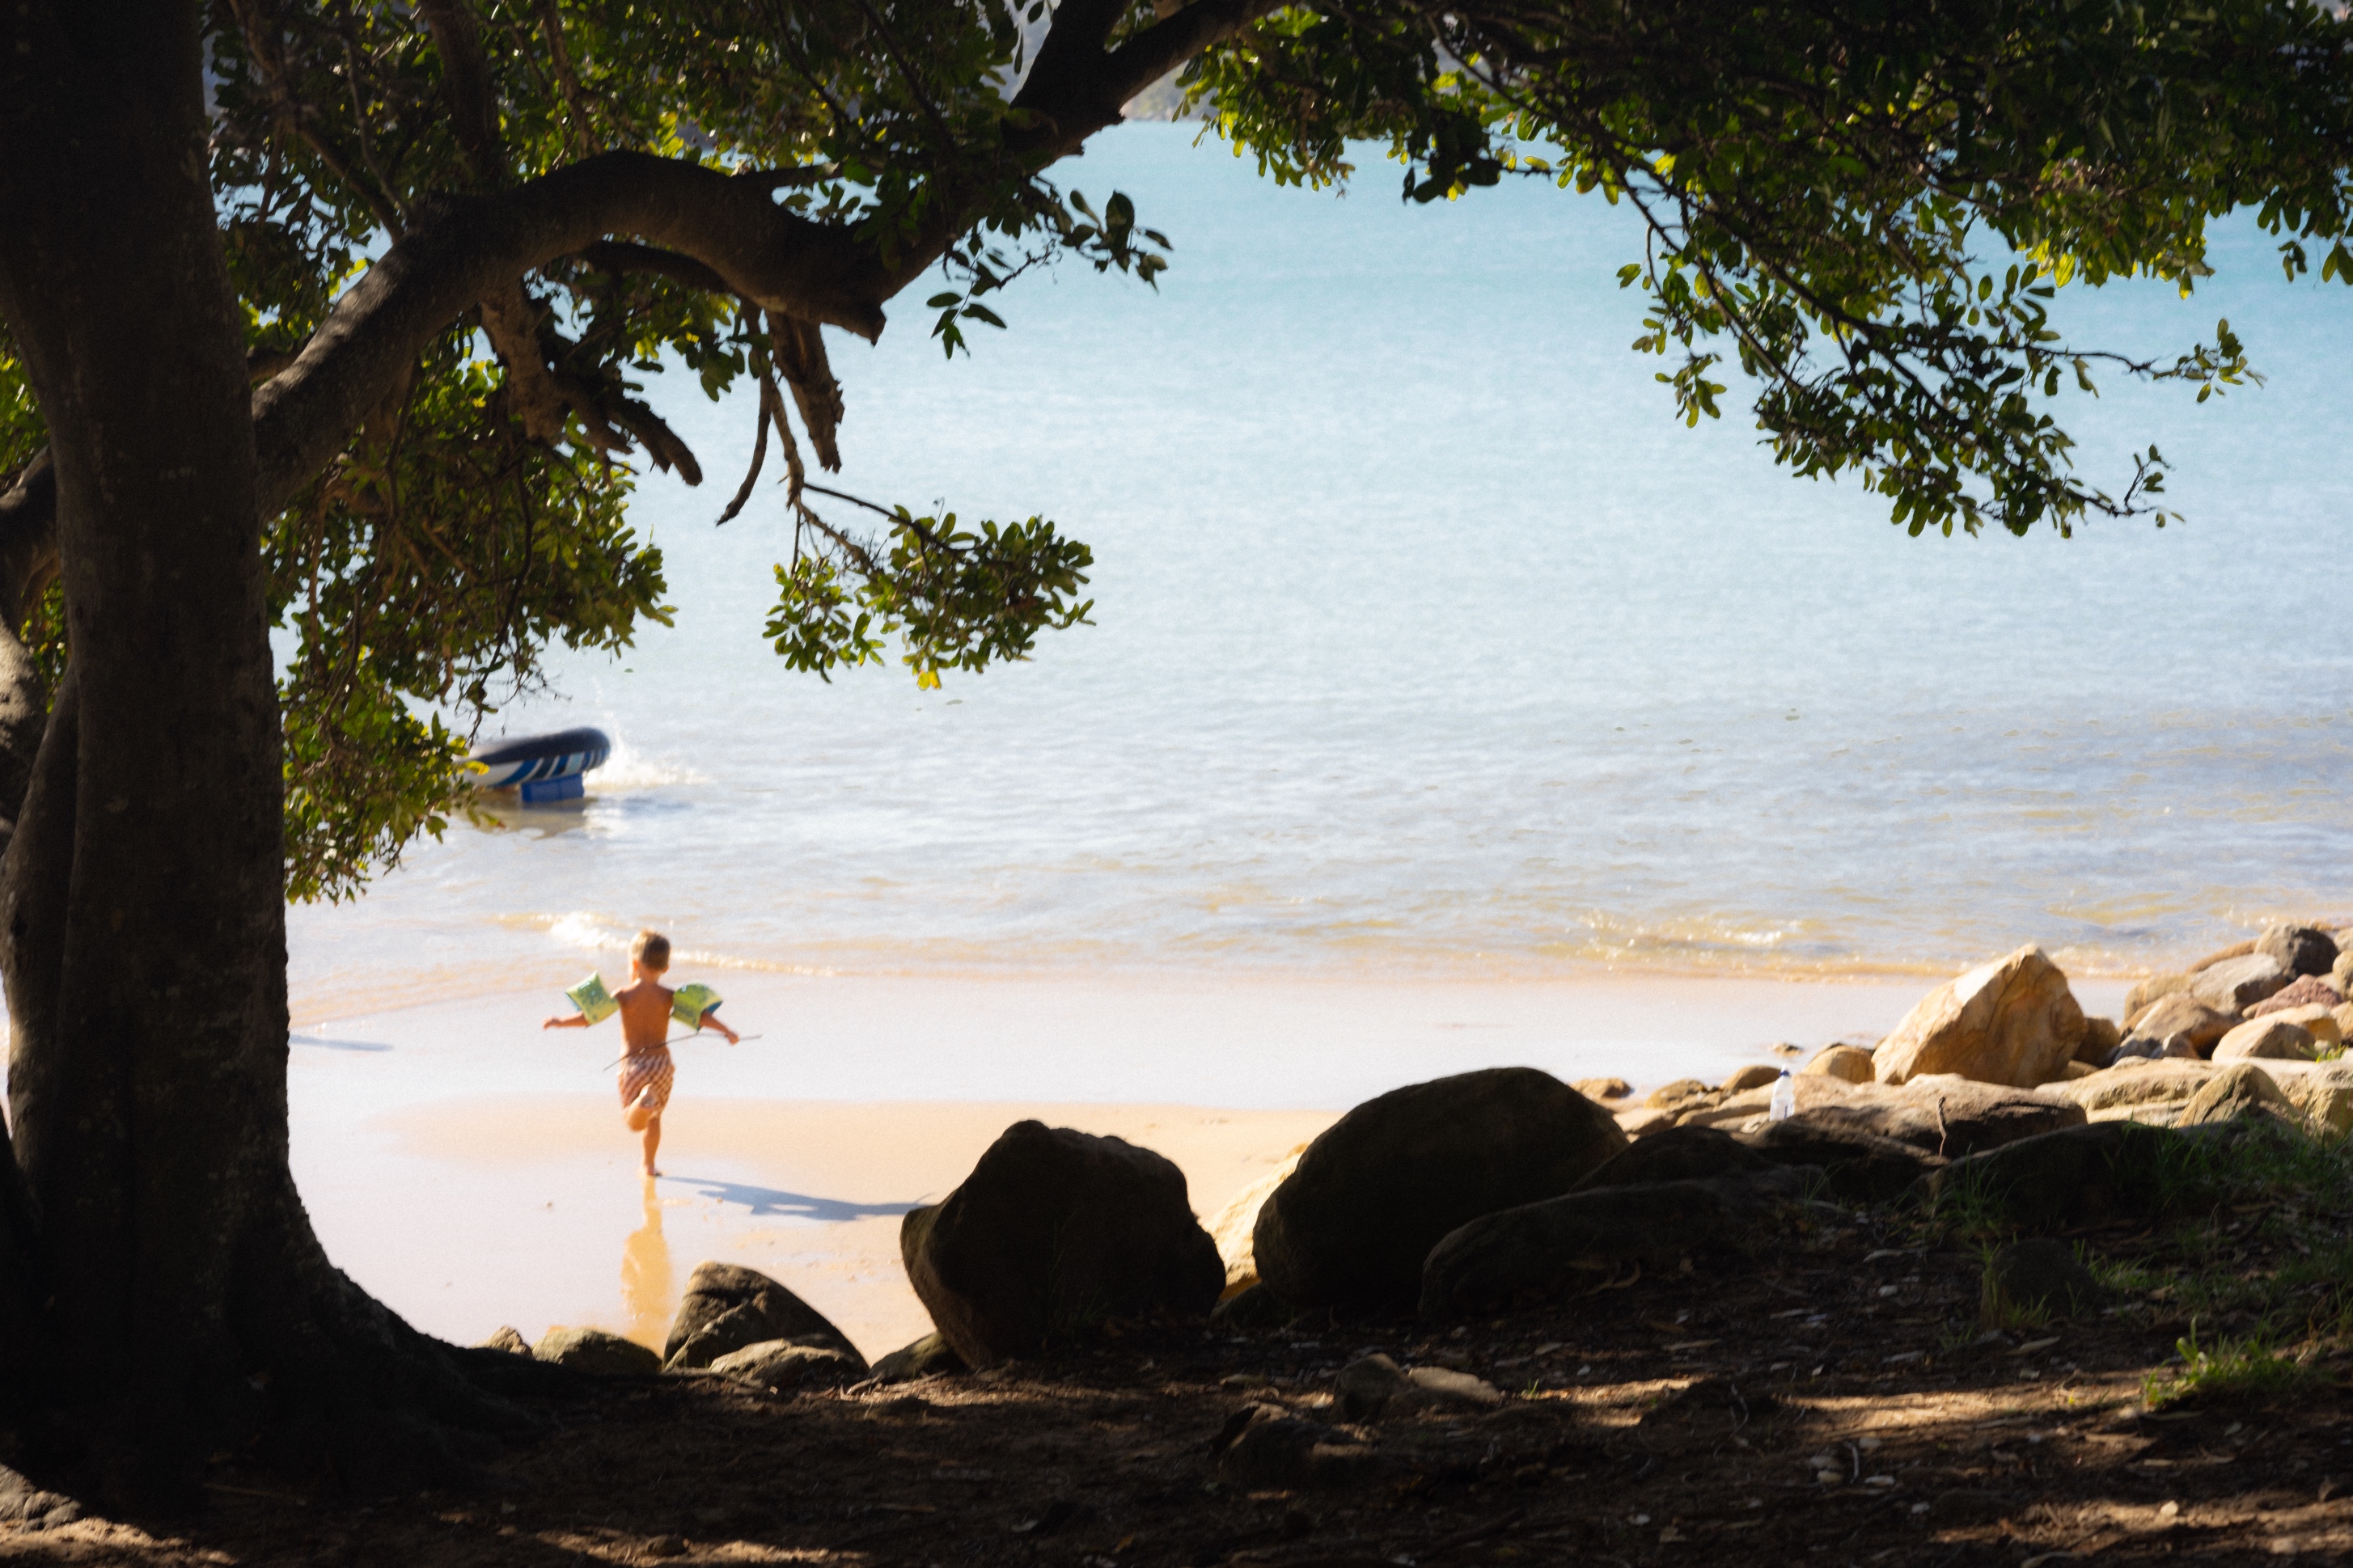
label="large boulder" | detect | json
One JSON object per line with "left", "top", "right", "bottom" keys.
{"left": 2332, "top": 949, "right": 2353, "bottom": 996}
{"left": 2117, "top": 992, "right": 2235, "bottom": 1059}
{"left": 663, "top": 1262, "right": 863, "bottom": 1372}
{"left": 2212, "top": 1016, "right": 2317, "bottom": 1063}
{"left": 2247, "top": 974, "right": 2344, "bottom": 1018}
{"left": 2122, "top": 974, "right": 2191, "bottom": 1027}
{"left": 2053, "top": 1059, "right": 2220, "bottom": 1124}
{"left": 2176, "top": 1063, "right": 2304, "bottom": 1131}
{"left": 1761, "top": 1079, "right": 2082, "bottom": 1159}
{"left": 1741, "top": 1114, "right": 1945, "bottom": 1202}
{"left": 1576, "top": 1124, "right": 1773, "bottom": 1188}
{"left": 902, "top": 1122, "right": 1221, "bottom": 1367}
{"left": 1418, "top": 1169, "right": 1812, "bottom": 1318}
{"left": 2263, "top": 1062, "right": 2353, "bottom": 1135}
{"left": 1253, "top": 1068, "right": 1624, "bottom": 1312}
{"left": 2256, "top": 922, "right": 2338, "bottom": 979}
{"left": 533, "top": 1326, "right": 660, "bottom": 1376}
{"left": 2265, "top": 1004, "right": 2342, "bottom": 1046}
{"left": 1918, "top": 1122, "right": 2187, "bottom": 1232}
{"left": 1873, "top": 946, "right": 2086, "bottom": 1088}
{"left": 2190, "top": 953, "right": 2291, "bottom": 1015}
{"left": 1801, "top": 1044, "right": 1876, "bottom": 1084}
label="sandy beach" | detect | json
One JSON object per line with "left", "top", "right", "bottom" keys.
{"left": 287, "top": 964, "right": 2131, "bottom": 1359}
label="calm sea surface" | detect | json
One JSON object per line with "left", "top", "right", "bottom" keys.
{"left": 287, "top": 125, "right": 2353, "bottom": 1012}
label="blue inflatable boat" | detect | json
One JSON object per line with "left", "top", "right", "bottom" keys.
{"left": 463, "top": 726, "right": 612, "bottom": 805}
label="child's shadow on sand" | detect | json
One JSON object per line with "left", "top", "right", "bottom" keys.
{"left": 664, "top": 1176, "right": 920, "bottom": 1224}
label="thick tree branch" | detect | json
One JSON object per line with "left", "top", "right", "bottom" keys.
{"left": 573, "top": 240, "right": 735, "bottom": 294}
{"left": 248, "top": 151, "right": 887, "bottom": 519}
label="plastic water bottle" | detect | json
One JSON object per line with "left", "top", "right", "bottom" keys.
{"left": 1769, "top": 1068, "right": 1796, "bottom": 1122}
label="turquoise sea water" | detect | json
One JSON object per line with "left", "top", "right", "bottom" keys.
{"left": 287, "top": 124, "right": 2353, "bottom": 1012}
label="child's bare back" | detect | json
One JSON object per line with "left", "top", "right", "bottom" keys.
{"left": 542, "top": 928, "right": 737, "bottom": 1176}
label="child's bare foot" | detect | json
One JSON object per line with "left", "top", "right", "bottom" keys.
{"left": 642, "top": 1164, "right": 662, "bottom": 1177}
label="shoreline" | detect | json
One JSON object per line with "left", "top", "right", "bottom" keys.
{"left": 289, "top": 951, "right": 2154, "bottom": 1031}
{"left": 286, "top": 965, "right": 2131, "bottom": 1360}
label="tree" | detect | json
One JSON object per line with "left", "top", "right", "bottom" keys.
{"left": 0, "top": 0, "right": 2346, "bottom": 1502}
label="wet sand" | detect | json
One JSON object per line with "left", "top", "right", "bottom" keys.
{"left": 288, "top": 966, "right": 2128, "bottom": 1360}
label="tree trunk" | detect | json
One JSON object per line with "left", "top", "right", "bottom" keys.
{"left": 0, "top": 2, "right": 526, "bottom": 1502}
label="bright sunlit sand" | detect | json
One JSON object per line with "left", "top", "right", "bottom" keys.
{"left": 286, "top": 965, "right": 2130, "bottom": 1358}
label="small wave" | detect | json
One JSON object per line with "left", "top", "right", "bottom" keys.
{"left": 592, "top": 738, "right": 706, "bottom": 791}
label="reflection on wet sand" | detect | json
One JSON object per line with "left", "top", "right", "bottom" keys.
{"left": 619, "top": 1178, "right": 674, "bottom": 1348}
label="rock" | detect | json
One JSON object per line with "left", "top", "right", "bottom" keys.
{"left": 1762, "top": 1079, "right": 2082, "bottom": 1160}
{"left": 2190, "top": 953, "right": 2291, "bottom": 1015}
{"left": 1210, "top": 1283, "right": 1296, "bottom": 1329}
{"left": 1332, "top": 1354, "right": 1501, "bottom": 1421}
{"left": 2187, "top": 938, "right": 2257, "bottom": 973}
{"left": 1722, "top": 1064, "right": 1780, "bottom": 1094}
{"left": 2248, "top": 974, "right": 2343, "bottom": 1018}
{"left": 1644, "top": 1077, "right": 1712, "bottom": 1110}
{"left": 904, "top": 1121, "right": 1223, "bottom": 1367}
{"left": 1576, "top": 1125, "right": 1774, "bottom": 1189}
{"left": 2075, "top": 1016, "right": 2122, "bottom": 1066}
{"left": 2176, "top": 1063, "right": 2306, "bottom": 1131}
{"left": 1674, "top": 1085, "right": 1772, "bottom": 1129}
{"left": 2055, "top": 1058, "right": 2220, "bottom": 1123}
{"left": 1418, "top": 1169, "right": 1812, "bottom": 1318}
{"left": 1208, "top": 1145, "right": 1307, "bottom": 1297}
{"left": 2262, "top": 1003, "right": 2342, "bottom": 1046}
{"left": 2122, "top": 974, "right": 2191, "bottom": 1025}
{"left": 1573, "top": 1076, "right": 1632, "bottom": 1101}
{"left": 477, "top": 1325, "right": 531, "bottom": 1355}
{"left": 663, "top": 1262, "right": 863, "bottom": 1371}
{"left": 1980, "top": 1239, "right": 2105, "bottom": 1326}
{"left": 0, "top": 1465, "right": 82, "bottom": 1528}
{"left": 2061, "top": 1060, "right": 2097, "bottom": 1080}
{"left": 2263, "top": 1062, "right": 2353, "bottom": 1135}
{"left": 2118, "top": 992, "right": 2235, "bottom": 1058}
{"left": 1801, "top": 1044, "right": 1876, "bottom": 1083}
{"left": 2256, "top": 922, "right": 2338, "bottom": 979}
{"left": 1741, "top": 1115, "right": 1946, "bottom": 1202}
{"left": 1615, "top": 1107, "right": 1678, "bottom": 1139}
{"left": 1873, "top": 945, "right": 2087, "bottom": 1088}
{"left": 706, "top": 1339, "right": 865, "bottom": 1393}
{"left": 2337, "top": 1000, "right": 2353, "bottom": 1041}
{"left": 1213, "top": 1405, "right": 1379, "bottom": 1490}
{"left": 2332, "top": 949, "right": 2353, "bottom": 996}
{"left": 532, "top": 1327, "right": 661, "bottom": 1376}
{"left": 868, "top": 1331, "right": 966, "bottom": 1384}
{"left": 2212, "top": 1016, "right": 2317, "bottom": 1063}
{"left": 1919, "top": 1122, "right": 2188, "bottom": 1232}
{"left": 1254, "top": 1068, "right": 1625, "bottom": 1312}
{"left": 2110, "top": 1032, "right": 2201, "bottom": 1067}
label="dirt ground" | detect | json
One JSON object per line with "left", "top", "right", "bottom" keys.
{"left": 6, "top": 1190, "right": 2351, "bottom": 1566}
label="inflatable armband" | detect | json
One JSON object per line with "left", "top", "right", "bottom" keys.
{"left": 671, "top": 983, "right": 721, "bottom": 1029}
{"left": 565, "top": 972, "right": 618, "bottom": 1025}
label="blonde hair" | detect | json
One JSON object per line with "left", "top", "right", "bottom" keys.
{"left": 630, "top": 930, "right": 671, "bottom": 972}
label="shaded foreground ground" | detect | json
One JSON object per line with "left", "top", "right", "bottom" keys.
{"left": 7, "top": 1181, "right": 2351, "bottom": 1567}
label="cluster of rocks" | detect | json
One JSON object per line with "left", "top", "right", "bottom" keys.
{"left": 481, "top": 1261, "right": 875, "bottom": 1393}
{"left": 487, "top": 925, "right": 2352, "bottom": 1400}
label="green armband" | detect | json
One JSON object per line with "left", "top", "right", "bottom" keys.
{"left": 671, "top": 983, "right": 721, "bottom": 1029}
{"left": 565, "top": 972, "right": 618, "bottom": 1025}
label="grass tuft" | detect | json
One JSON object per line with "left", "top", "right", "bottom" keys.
{"left": 2143, "top": 1321, "right": 2325, "bottom": 1410}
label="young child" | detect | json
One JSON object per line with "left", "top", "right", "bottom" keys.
{"left": 544, "top": 929, "right": 737, "bottom": 1176}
